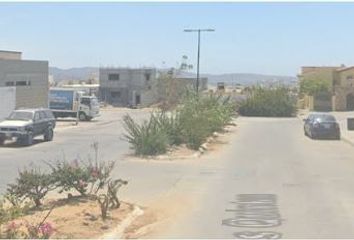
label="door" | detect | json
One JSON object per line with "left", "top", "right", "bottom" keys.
{"left": 33, "top": 112, "right": 42, "bottom": 136}
{"left": 135, "top": 95, "right": 141, "bottom": 105}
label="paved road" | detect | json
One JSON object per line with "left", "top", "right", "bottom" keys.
{"left": 0, "top": 108, "right": 206, "bottom": 208}
{"left": 152, "top": 117, "right": 354, "bottom": 239}
{"left": 0, "top": 109, "right": 148, "bottom": 193}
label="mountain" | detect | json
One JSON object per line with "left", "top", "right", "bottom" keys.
{"left": 49, "top": 67, "right": 98, "bottom": 82}
{"left": 49, "top": 67, "right": 297, "bottom": 86}
{"left": 202, "top": 73, "right": 298, "bottom": 87}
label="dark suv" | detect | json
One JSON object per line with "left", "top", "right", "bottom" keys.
{"left": 0, "top": 109, "right": 56, "bottom": 146}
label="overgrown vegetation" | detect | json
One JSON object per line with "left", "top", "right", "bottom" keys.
{"left": 238, "top": 86, "right": 297, "bottom": 117}
{"left": 299, "top": 78, "right": 331, "bottom": 96}
{"left": 0, "top": 143, "right": 127, "bottom": 238}
{"left": 7, "top": 168, "right": 56, "bottom": 207}
{"left": 123, "top": 92, "right": 236, "bottom": 155}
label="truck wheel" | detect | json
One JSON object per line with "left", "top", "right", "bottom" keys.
{"left": 23, "top": 132, "right": 33, "bottom": 146}
{"left": 79, "top": 112, "right": 87, "bottom": 121}
{"left": 44, "top": 128, "right": 54, "bottom": 141}
{"left": 0, "top": 138, "right": 4, "bottom": 145}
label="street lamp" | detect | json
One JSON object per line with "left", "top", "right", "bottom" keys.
{"left": 184, "top": 28, "right": 215, "bottom": 93}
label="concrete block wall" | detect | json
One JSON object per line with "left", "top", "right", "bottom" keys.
{"left": 0, "top": 59, "right": 49, "bottom": 109}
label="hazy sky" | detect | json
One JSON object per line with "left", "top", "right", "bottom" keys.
{"left": 1, "top": 2, "right": 354, "bottom": 76}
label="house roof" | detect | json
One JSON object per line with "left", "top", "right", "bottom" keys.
{"left": 336, "top": 66, "right": 354, "bottom": 72}
{"left": 0, "top": 50, "right": 22, "bottom": 54}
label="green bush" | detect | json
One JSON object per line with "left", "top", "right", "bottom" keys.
{"left": 238, "top": 86, "right": 296, "bottom": 117}
{"left": 123, "top": 114, "right": 169, "bottom": 156}
{"left": 178, "top": 93, "right": 236, "bottom": 149}
{"left": 123, "top": 91, "right": 236, "bottom": 154}
{"left": 48, "top": 159, "right": 92, "bottom": 196}
{"left": 6, "top": 168, "right": 56, "bottom": 207}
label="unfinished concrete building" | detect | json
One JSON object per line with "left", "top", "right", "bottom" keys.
{"left": 0, "top": 50, "right": 49, "bottom": 118}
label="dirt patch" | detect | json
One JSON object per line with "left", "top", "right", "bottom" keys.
{"left": 123, "top": 192, "right": 194, "bottom": 238}
{"left": 6, "top": 197, "right": 135, "bottom": 239}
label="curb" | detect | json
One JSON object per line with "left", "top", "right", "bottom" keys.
{"left": 102, "top": 205, "right": 144, "bottom": 239}
{"left": 341, "top": 135, "right": 354, "bottom": 147}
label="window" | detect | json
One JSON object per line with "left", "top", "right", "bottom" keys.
{"left": 34, "top": 112, "right": 40, "bottom": 122}
{"left": 5, "top": 81, "right": 14, "bottom": 86}
{"left": 347, "top": 75, "right": 353, "bottom": 80}
{"left": 44, "top": 110, "right": 54, "bottom": 119}
{"left": 15, "top": 81, "right": 30, "bottom": 86}
{"left": 145, "top": 73, "right": 151, "bottom": 81}
{"left": 39, "top": 111, "right": 47, "bottom": 120}
{"left": 109, "top": 74, "right": 120, "bottom": 81}
{"left": 111, "top": 91, "right": 121, "bottom": 98}
{"left": 80, "top": 98, "right": 91, "bottom": 105}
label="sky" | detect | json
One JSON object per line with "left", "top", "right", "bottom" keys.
{"left": 2, "top": 2, "right": 354, "bottom": 76}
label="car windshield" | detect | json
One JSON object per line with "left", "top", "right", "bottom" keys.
{"left": 7, "top": 111, "right": 33, "bottom": 121}
{"left": 315, "top": 114, "right": 336, "bottom": 122}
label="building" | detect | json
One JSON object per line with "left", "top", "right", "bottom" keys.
{"left": 99, "top": 67, "right": 208, "bottom": 107}
{"left": 0, "top": 50, "right": 49, "bottom": 117}
{"left": 299, "top": 65, "right": 354, "bottom": 111}
{"left": 99, "top": 68, "right": 158, "bottom": 107}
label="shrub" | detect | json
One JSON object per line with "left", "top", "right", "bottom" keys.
{"left": 47, "top": 144, "right": 115, "bottom": 197}
{"left": 2, "top": 220, "right": 54, "bottom": 239}
{"left": 0, "top": 198, "right": 30, "bottom": 236}
{"left": 178, "top": 92, "right": 236, "bottom": 149}
{"left": 123, "top": 91, "right": 236, "bottom": 153}
{"left": 48, "top": 158, "right": 115, "bottom": 196}
{"left": 238, "top": 86, "right": 296, "bottom": 117}
{"left": 123, "top": 114, "right": 169, "bottom": 156}
{"left": 6, "top": 167, "right": 56, "bottom": 207}
{"left": 48, "top": 159, "right": 92, "bottom": 196}
{"left": 87, "top": 142, "right": 115, "bottom": 195}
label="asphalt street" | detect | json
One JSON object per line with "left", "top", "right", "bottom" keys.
{"left": 3, "top": 111, "right": 354, "bottom": 239}
{"left": 152, "top": 117, "right": 354, "bottom": 239}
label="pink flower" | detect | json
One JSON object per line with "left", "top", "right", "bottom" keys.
{"left": 39, "top": 222, "right": 55, "bottom": 237}
{"left": 6, "top": 221, "right": 18, "bottom": 231}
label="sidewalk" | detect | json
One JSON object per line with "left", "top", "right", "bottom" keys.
{"left": 298, "top": 109, "right": 354, "bottom": 146}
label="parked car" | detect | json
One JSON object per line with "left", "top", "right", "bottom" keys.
{"left": 303, "top": 113, "right": 340, "bottom": 140}
{"left": 0, "top": 109, "right": 56, "bottom": 146}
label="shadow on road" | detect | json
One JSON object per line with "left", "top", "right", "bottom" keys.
{"left": 0, "top": 139, "right": 45, "bottom": 148}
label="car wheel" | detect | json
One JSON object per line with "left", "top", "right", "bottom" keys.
{"left": 44, "top": 128, "right": 54, "bottom": 141}
{"left": 336, "top": 133, "right": 341, "bottom": 140}
{"left": 23, "top": 132, "right": 33, "bottom": 146}
{"left": 79, "top": 112, "right": 87, "bottom": 121}
{"left": 310, "top": 130, "right": 316, "bottom": 139}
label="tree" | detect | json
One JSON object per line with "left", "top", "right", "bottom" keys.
{"left": 300, "top": 78, "right": 331, "bottom": 95}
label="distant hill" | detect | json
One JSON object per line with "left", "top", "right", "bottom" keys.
{"left": 49, "top": 67, "right": 297, "bottom": 86}
{"left": 202, "top": 73, "right": 298, "bottom": 87}
{"left": 49, "top": 67, "right": 98, "bottom": 82}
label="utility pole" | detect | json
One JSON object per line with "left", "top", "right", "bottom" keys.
{"left": 184, "top": 28, "right": 215, "bottom": 93}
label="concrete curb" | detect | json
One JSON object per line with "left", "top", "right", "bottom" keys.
{"left": 101, "top": 205, "right": 144, "bottom": 239}
{"left": 341, "top": 135, "right": 354, "bottom": 147}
